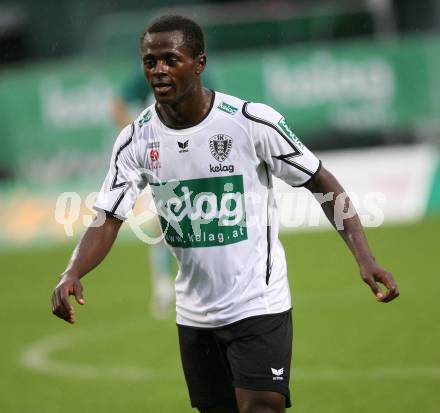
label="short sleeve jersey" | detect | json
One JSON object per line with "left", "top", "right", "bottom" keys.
{"left": 95, "top": 91, "right": 321, "bottom": 328}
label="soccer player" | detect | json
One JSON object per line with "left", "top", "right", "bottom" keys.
{"left": 51, "top": 15, "right": 399, "bottom": 413}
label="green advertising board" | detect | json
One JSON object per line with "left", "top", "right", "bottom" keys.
{"left": 0, "top": 59, "right": 132, "bottom": 189}
{"left": 0, "top": 35, "right": 439, "bottom": 189}
{"left": 209, "top": 35, "right": 440, "bottom": 137}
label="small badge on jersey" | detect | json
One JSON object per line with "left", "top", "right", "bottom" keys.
{"left": 209, "top": 134, "right": 234, "bottom": 174}
{"left": 178, "top": 139, "right": 189, "bottom": 153}
{"left": 149, "top": 149, "right": 161, "bottom": 169}
{"left": 217, "top": 101, "right": 238, "bottom": 115}
{"left": 138, "top": 110, "right": 152, "bottom": 128}
{"left": 209, "top": 134, "right": 232, "bottom": 162}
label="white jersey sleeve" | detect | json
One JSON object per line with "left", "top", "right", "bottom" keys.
{"left": 94, "top": 123, "right": 146, "bottom": 220}
{"left": 243, "top": 102, "right": 321, "bottom": 186}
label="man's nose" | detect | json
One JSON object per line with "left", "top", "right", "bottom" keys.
{"left": 153, "top": 60, "right": 168, "bottom": 74}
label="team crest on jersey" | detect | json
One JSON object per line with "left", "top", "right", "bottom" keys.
{"left": 209, "top": 134, "right": 232, "bottom": 162}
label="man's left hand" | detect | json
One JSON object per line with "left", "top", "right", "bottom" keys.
{"left": 359, "top": 261, "right": 399, "bottom": 303}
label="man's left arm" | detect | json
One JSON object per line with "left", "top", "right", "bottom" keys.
{"left": 304, "top": 165, "right": 399, "bottom": 303}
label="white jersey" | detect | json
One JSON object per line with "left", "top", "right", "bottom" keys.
{"left": 95, "top": 91, "right": 321, "bottom": 328}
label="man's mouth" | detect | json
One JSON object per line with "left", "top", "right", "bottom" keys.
{"left": 153, "top": 83, "right": 173, "bottom": 93}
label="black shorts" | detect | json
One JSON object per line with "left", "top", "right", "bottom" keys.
{"left": 177, "top": 310, "right": 292, "bottom": 410}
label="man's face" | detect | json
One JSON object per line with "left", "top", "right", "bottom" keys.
{"left": 140, "top": 31, "right": 204, "bottom": 104}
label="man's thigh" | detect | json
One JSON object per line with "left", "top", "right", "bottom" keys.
{"left": 235, "top": 388, "right": 286, "bottom": 413}
{"left": 178, "top": 325, "right": 238, "bottom": 411}
{"left": 225, "top": 311, "right": 293, "bottom": 408}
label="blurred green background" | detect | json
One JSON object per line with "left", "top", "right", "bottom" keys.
{"left": 1, "top": 1, "right": 439, "bottom": 412}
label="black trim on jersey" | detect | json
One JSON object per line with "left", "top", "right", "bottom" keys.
{"left": 100, "top": 209, "right": 124, "bottom": 221}
{"left": 111, "top": 123, "right": 135, "bottom": 190}
{"left": 264, "top": 163, "right": 272, "bottom": 285}
{"left": 294, "top": 159, "right": 323, "bottom": 188}
{"left": 111, "top": 187, "right": 129, "bottom": 214}
{"left": 242, "top": 102, "right": 301, "bottom": 154}
{"left": 273, "top": 153, "right": 315, "bottom": 176}
{"left": 242, "top": 102, "right": 317, "bottom": 177}
{"left": 155, "top": 89, "right": 216, "bottom": 130}
{"left": 109, "top": 123, "right": 135, "bottom": 214}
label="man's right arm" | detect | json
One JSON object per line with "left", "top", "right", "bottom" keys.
{"left": 51, "top": 212, "right": 123, "bottom": 324}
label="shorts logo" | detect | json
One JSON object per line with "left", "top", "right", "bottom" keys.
{"left": 209, "top": 134, "right": 232, "bottom": 162}
{"left": 271, "top": 367, "right": 284, "bottom": 381}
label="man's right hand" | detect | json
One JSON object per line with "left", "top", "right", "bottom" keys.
{"left": 51, "top": 273, "right": 85, "bottom": 324}
{"left": 50, "top": 213, "right": 121, "bottom": 324}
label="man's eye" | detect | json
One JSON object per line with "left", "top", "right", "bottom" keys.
{"left": 166, "top": 57, "right": 177, "bottom": 65}
{"left": 144, "top": 59, "right": 155, "bottom": 68}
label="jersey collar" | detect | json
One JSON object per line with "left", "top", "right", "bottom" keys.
{"left": 153, "top": 90, "right": 217, "bottom": 134}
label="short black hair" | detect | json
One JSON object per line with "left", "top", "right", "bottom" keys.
{"left": 140, "top": 15, "right": 205, "bottom": 57}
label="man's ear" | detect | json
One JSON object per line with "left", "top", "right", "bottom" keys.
{"left": 195, "top": 54, "right": 207, "bottom": 75}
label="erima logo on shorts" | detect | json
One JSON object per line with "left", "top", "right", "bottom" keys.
{"left": 271, "top": 367, "right": 284, "bottom": 381}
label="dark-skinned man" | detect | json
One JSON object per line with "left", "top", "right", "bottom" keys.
{"left": 52, "top": 15, "right": 399, "bottom": 413}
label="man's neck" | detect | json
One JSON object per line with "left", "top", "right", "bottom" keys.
{"left": 156, "top": 86, "right": 213, "bottom": 129}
